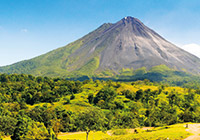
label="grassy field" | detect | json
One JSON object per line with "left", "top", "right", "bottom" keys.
{"left": 2, "top": 137, "right": 11, "bottom": 140}
{"left": 58, "top": 131, "right": 111, "bottom": 140}
{"left": 103, "top": 123, "right": 191, "bottom": 140}
{"left": 56, "top": 123, "right": 191, "bottom": 140}
{"left": 2, "top": 123, "right": 192, "bottom": 140}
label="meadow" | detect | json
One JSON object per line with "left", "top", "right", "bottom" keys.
{"left": 3, "top": 123, "right": 192, "bottom": 140}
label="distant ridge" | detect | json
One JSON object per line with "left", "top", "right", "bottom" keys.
{"left": 1, "top": 16, "right": 200, "bottom": 79}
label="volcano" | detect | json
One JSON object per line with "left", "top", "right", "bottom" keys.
{"left": 1, "top": 16, "right": 200, "bottom": 78}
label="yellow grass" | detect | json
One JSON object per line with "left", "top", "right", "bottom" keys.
{"left": 58, "top": 131, "right": 111, "bottom": 140}
{"left": 3, "top": 136, "right": 11, "bottom": 140}
{"left": 104, "top": 123, "right": 192, "bottom": 140}
{"left": 3, "top": 123, "right": 192, "bottom": 140}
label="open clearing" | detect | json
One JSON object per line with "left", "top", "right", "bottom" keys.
{"left": 3, "top": 124, "right": 195, "bottom": 140}
{"left": 57, "top": 124, "right": 190, "bottom": 140}
{"left": 57, "top": 131, "right": 111, "bottom": 140}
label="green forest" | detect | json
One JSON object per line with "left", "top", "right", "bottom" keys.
{"left": 0, "top": 73, "right": 200, "bottom": 140}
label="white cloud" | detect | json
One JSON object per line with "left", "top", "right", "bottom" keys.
{"left": 21, "top": 29, "right": 28, "bottom": 33}
{"left": 181, "top": 43, "right": 200, "bottom": 58}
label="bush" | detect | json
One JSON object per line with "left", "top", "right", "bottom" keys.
{"left": 70, "top": 94, "right": 75, "bottom": 100}
{"left": 88, "top": 93, "right": 94, "bottom": 104}
{"left": 63, "top": 97, "right": 70, "bottom": 104}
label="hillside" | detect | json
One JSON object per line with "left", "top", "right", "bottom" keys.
{"left": 1, "top": 16, "right": 200, "bottom": 80}
{"left": 1, "top": 73, "right": 200, "bottom": 139}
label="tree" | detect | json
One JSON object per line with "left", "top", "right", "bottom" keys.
{"left": 70, "top": 94, "right": 75, "bottom": 100}
{"left": 77, "top": 107, "right": 106, "bottom": 140}
{"left": 11, "top": 115, "right": 49, "bottom": 140}
{"left": 135, "top": 89, "right": 143, "bottom": 100}
{"left": 0, "top": 115, "right": 17, "bottom": 135}
{"left": 47, "top": 127, "right": 56, "bottom": 140}
{"left": 88, "top": 93, "right": 94, "bottom": 104}
{"left": 94, "top": 86, "right": 116, "bottom": 108}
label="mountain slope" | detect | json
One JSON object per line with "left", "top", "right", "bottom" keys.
{"left": 1, "top": 16, "right": 200, "bottom": 78}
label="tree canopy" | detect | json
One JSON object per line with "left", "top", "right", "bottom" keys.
{"left": 0, "top": 73, "right": 200, "bottom": 139}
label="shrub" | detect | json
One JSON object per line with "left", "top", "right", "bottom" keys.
{"left": 70, "top": 94, "right": 75, "bottom": 100}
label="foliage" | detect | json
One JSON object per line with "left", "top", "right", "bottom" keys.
{"left": 0, "top": 73, "right": 200, "bottom": 139}
{"left": 94, "top": 86, "right": 117, "bottom": 109}
{"left": 0, "top": 115, "right": 17, "bottom": 136}
{"left": 77, "top": 107, "right": 106, "bottom": 140}
{"left": 11, "top": 115, "right": 49, "bottom": 140}
{"left": 0, "top": 74, "right": 82, "bottom": 104}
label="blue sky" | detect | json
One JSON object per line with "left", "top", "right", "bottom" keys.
{"left": 0, "top": 0, "right": 200, "bottom": 66}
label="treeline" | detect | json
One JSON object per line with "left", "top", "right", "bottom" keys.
{"left": 68, "top": 65, "right": 200, "bottom": 89}
{"left": 0, "top": 73, "right": 82, "bottom": 105}
{"left": 1, "top": 73, "right": 200, "bottom": 139}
